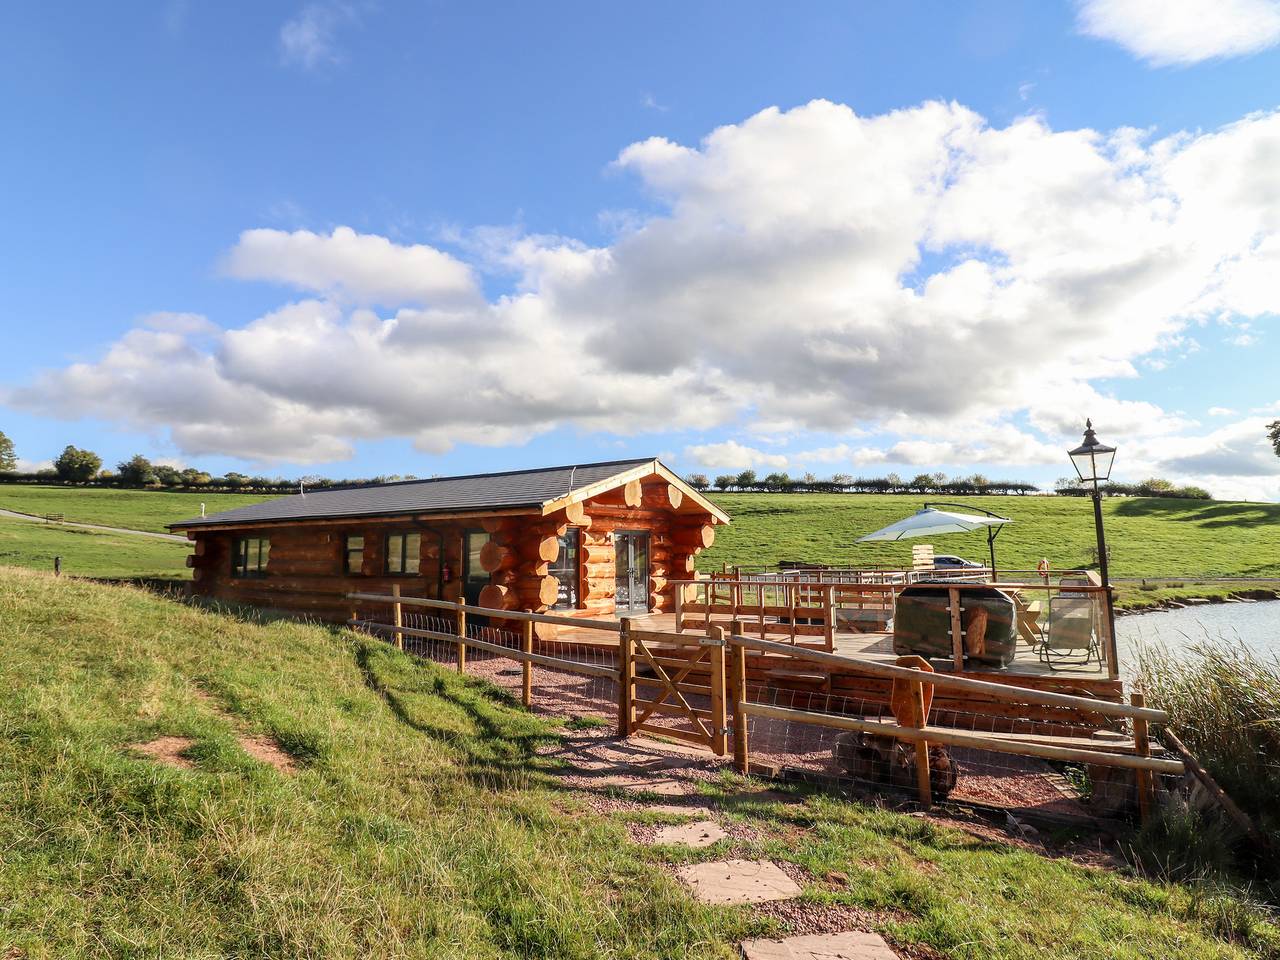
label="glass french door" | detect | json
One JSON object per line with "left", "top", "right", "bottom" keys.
{"left": 614, "top": 531, "right": 650, "bottom": 613}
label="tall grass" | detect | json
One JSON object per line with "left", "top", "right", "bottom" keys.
{"left": 1137, "top": 640, "right": 1280, "bottom": 888}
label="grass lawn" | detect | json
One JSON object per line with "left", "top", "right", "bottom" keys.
{"left": 0, "top": 516, "right": 191, "bottom": 580}
{"left": 699, "top": 494, "right": 1280, "bottom": 581}
{"left": 0, "top": 485, "right": 278, "bottom": 534}
{"left": 1, "top": 567, "right": 1275, "bottom": 959}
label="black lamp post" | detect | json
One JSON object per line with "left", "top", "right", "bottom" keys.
{"left": 1068, "top": 419, "right": 1118, "bottom": 675}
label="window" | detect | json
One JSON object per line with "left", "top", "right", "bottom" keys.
{"left": 550, "top": 528, "right": 580, "bottom": 609}
{"left": 232, "top": 537, "right": 269, "bottom": 578}
{"left": 344, "top": 535, "right": 364, "bottom": 574}
{"left": 385, "top": 532, "right": 421, "bottom": 575}
{"left": 462, "top": 529, "right": 491, "bottom": 606}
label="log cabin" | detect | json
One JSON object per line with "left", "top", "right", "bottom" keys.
{"left": 170, "top": 458, "right": 727, "bottom": 630}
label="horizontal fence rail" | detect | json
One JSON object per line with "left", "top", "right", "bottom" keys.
{"left": 345, "top": 589, "right": 1181, "bottom": 824}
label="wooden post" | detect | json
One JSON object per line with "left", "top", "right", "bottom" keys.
{"left": 708, "top": 626, "right": 728, "bottom": 757}
{"left": 391, "top": 583, "right": 404, "bottom": 651}
{"left": 824, "top": 585, "right": 836, "bottom": 651}
{"left": 948, "top": 587, "right": 964, "bottom": 671}
{"left": 674, "top": 585, "right": 684, "bottom": 634}
{"left": 456, "top": 606, "right": 467, "bottom": 673}
{"left": 1104, "top": 587, "right": 1120, "bottom": 681}
{"left": 618, "top": 617, "right": 635, "bottom": 737}
{"left": 911, "top": 677, "right": 933, "bottom": 809}
{"left": 729, "top": 622, "right": 749, "bottom": 774}
{"left": 1131, "top": 691, "right": 1153, "bottom": 825}
{"left": 522, "top": 617, "right": 534, "bottom": 707}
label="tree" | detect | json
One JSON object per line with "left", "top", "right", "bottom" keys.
{"left": 1269, "top": 420, "right": 1280, "bottom": 457}
{"left": 54, "top": 445, "right": 101, "bottom": 482}
{"left": 116, "top": 454, "right": 156, "bottom": 486}
{"left": 735, "top": 469, "right": 757, "bottom": 491}
{"left": 154, "top": 465, "right": 182, "bottom": 487}
{"left": 685, "top": 473, "right": 709, "bottom": 490}
{"left": 0, "top": 430, "right": 15, "bottom": 472}
{"left": 180, "top": 467, "right": 212, "bottom": 487}
{"left": 713, "top": 474, "right": 734, "bottom": 491}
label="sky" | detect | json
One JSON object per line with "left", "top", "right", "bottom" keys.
{"left": 2, "top": 0, "right": 1279, "bottom": 499}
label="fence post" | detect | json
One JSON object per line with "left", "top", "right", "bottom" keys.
{"left": 729, "top": 619, "right": 749, "bottom": 775}
{"left": 708, "top": 626, "right": 727, "bottom": 757}
{"left": 674, "top": 585, "right": 684, "bottom": 633}
{"left": 948, "top": 587, "right": 964, "bottom": 671}
{"left": 1131, "top": 691, "right": 1153, "bottom": 825}
{"left": 824, "top": 584, "right": 835, "bottom": 651}
{"left": 910, "top": 677, "right": 933, "bottom": 809}
{"left": 618, "top": 617, "right": 634, "bottom": 737}
{"left": 732, "top": 624, "right": 747, "bottom": 773}
{"left": 522, "top": 616, "right": 534, "bottom": 707}
{"left": 456, "top": 605, "right": 467, "bottom": 673}
{"left": 391, "top": 583, "right": 404, "bottom": 652}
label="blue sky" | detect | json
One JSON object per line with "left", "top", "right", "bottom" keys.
{"left": 2, "top": 1, "right": 1279, "bottom": 497}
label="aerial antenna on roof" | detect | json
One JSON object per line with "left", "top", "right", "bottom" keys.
{"left": 200, "top": 502, "right": 206, "bottom": 518}
{"left": 299, "top": 479, "right": 305, "bottom": 497}
{"left": 567, "top": 466, "right": 576, "bottom": 493}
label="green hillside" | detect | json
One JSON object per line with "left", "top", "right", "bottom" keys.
{"left": 0, "top": 517, "right": 190, "bottom": 580}
{"left": 699, "top": 494, "right": 1280, "bottom": 580}
{"left": 1, "top": 567, "right": 1274, "bottom": 959}
{"left": 0, "top": 485, "right": 278, "bottom": 533}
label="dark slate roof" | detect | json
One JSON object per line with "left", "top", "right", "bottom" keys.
{"left": 170, "top": 458, "right": 656, "bottom": 529}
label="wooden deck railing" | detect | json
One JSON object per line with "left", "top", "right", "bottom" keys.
{"left": 674, "top": 575, "right": 1121, "bottom": 679}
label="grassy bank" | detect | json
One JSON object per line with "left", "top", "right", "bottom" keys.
{"left": 1137, "top": 641, "right": 1280, "bottom": 890}
{"left": 700, "top": 494, "right": 1280, "bottom": 581}
{"left": 0, "top": 516, "right": 190, "bottom": 579}
{"left": 0, "top": 485, "right": 277, "bottom": 533}
{"left": 1, "top": 566, "right": 1277, "bottom": 958}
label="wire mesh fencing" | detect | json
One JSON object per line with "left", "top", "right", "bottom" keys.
{"left": 737, "top": 677, "right": 1169, "bottom": 825}
{"left": 352, "top": 602, "right": 623, "bottom": 729}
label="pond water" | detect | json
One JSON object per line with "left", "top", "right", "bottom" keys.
{"left": 1115, "top": 599, "right": 1280, "bottom": 667}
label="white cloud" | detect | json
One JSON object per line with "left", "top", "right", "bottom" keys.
{"left": 140, "top": 311, "right": 218, "bottom": 336}
{"left": 222, "top": 227, "right": 478, "bottom": 307}
{"left": 684, "top": 441, "right": 789, "bottom": 471}
{"left": 1122, "top": 418, "right": 1280, "bottom": 500}
{"left": 1076, "top": 0, "right": 1280, "bottom": 66}
{"left": 280, "top": 3, "right": 356, "bottom": 69}
{"left": 14, "top": 457, "right": 53, "bottom": 473}
{"left": 5, "top": 99, "right": 1280, "bottom": 500}
{"left": 1209, "top": 406, "right": 1238, "bottom": 416}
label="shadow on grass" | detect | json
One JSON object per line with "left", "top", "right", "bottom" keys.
{"left": 1111, "top": 498, "right": 1280, "bottom": 530}
{"left": 352, "top": 639, "right": 566, "bottom": 791}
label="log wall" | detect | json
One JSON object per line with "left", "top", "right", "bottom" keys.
{"left": 185, "top": 475, "right": 720, "bottom": 630}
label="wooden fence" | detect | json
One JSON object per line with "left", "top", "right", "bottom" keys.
{"left": 346, "top": 591, "right": 1177, "bottom": 819}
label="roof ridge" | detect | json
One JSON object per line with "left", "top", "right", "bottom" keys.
{"left": 308, "top": 457, "right": 655, "bottom": 494}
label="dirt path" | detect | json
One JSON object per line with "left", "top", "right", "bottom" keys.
{"left": 0, "top": 508, "right": 187, "bottom": 542}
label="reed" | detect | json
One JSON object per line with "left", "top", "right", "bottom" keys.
{"left": 1137, "top": 639, "right": 1280, "bottom": 890}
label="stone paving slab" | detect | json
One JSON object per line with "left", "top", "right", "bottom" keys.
{"left": 646, "top": 804, "right": 714, "bottom": 818}
{"left": 653, "top": 819, "right": 726, "bottom": 848}
{"left": 595, "top": 774, "right": 688, "bottom": 796}
{"left": 677, "top": 859, "right": 801, "bottom": 905}
{"left": 739, "top": 931, "right": 898, "bottom": 959}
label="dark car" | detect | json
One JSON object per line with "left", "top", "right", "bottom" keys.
{"left": 932, "top": 554, "right": 983, "bottom": 568}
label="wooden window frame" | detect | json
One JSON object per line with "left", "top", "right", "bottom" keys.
{"left": 232, "top": 536, "right": 270, "bottom": 578}
{"left": 384, "top": 531, "right": 421, "bottom": 576}
{"left": 343, "top": 534, "right": 365, "bottom": 575}
{"left": 550, "top": 526, "right": 582, "bottom": 611}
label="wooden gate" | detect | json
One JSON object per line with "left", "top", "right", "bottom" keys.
{"left": 621, "top": 621, "right": 727, "bottom": 755}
